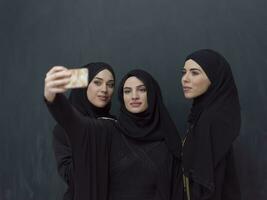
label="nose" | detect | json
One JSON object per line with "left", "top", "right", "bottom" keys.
{"left": 100, "top": 84, "right": 108, "bottom": 93}
{"left": 182, "top": 72, "right": 189, "bottom": 84}
{"left": 131, "top": 90, "right": 139, "bottom": 100}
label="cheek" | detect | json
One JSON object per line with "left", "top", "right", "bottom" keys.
{"left": 123, "top": 94, "right": 129, "bottom": 105}
{"left": 107, "top": 88, "right": 114, "bottom": 97}
{"left": 142, "top": 94, "right": 148, "bottom": 110}
{"left": 142, "top": 93, "right": 148, "bottom": 104}
{"left": 196, "top": 79, "right": 209, "bottom": 94}
{"left": 87, "top": 86, "right": 98, "bottom": 99}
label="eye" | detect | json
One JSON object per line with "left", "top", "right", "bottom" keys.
{"left": 93, "top": 80, "right": 102, "bottom": 86}
{"left": 181, "top": 69, "right": 186, "bottom": 75}
{"left": 123, "top": 89, "right": 131, "bottom": 94}
{"left": 107, "top": 82, "right": 114, "bottom": 88}
{"left": 191, "top": 70, "right": 200, "bottom": 76}
{"left": 138, "top": 86, "right": 147, "bottom": 93}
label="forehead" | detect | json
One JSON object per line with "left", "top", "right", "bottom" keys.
{"left": 123, "top": 76, "right": 144, "bottom": 87}
{"left": 184, "top": 59, "right": 204, "bottom": 71}
{"left": 94, "top": 69, "right": 114, "bottom": 80}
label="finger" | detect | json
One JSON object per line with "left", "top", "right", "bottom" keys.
{"left": 46, "top": 66, "right": 67, "bottom": 76}
{"left": 49, "top": 88, "right": 68, "bottom": 93}
{"left": 46, "top": 78, "right": 71, "bottom": 88}
{"left": 45, "top": 70, "right": 71, "bottom": 83}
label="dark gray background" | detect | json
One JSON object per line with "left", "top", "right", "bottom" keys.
{"left": 1, "top": 0, "right": 266, "bottom": 199}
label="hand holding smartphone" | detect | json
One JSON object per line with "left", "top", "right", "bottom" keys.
{"left": 65, "top": 68, "right": 88, "bottom": 89}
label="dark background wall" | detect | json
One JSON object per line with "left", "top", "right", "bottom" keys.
{"left": 0, "top": 0, "right": 266, "bottom": 199}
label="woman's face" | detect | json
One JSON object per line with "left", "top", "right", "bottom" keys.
{"left": 123, "top": 76, "right": 148, "bottom": 113}
{"left": 181, "top": 59, "right": 211, "bottom": 99}
{"left": 87, "top": 69, "right": 115, "bottom": 107}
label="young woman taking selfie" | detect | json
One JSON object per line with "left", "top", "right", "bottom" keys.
{"left": 51, "top": 62, "right": 116, "bottom": 200}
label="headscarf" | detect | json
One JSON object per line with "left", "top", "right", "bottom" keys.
{"left": 117, "top": 69, "right": 181, "bottom": 158}
{"left": 183, "top": 49, "right": 241, "bottom": 198}
{"left": 69, "top": 62, "right": 115, "bottom": 118}
{"left": 52, "top": 62, "right": 115, "bottom": 200}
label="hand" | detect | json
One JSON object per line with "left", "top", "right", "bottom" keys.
{"left": 44, "top": 66, "right": 71, "bottom": 102}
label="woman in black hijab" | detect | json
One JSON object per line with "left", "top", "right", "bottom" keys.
{"left": 110, "top": 69, "right": 181, "bottom": 199}
{"left": 180, "top": 49, "right": 241, "bottom": 200}
{"left": 44, "top": 67, "right": 181, "bottom": 200}
{"left": 52, "top": 62, "right": 116, "bottom": 200}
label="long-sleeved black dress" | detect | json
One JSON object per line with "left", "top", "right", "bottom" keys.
{"left": 180, "top": 123, "right": 240, "bottom": 200}
{"left": 178, "top": 49, "right": 241, "bottom": 200}
{"left": 51, "top": 62, "right": 116, "bottom": 200}
{"left": 46, "top": 94, "right": 174, "bottom": 200}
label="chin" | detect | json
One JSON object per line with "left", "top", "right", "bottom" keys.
{"left": 93, "top": 101, "right": 108, "bottom": 108}
{"left": 128, "top": 109, "right": 140, "bottom": 113}
{"left": 126, "top": 107, "right": 143, "bottom": 114}
{"left": 184, "top": 94, "right": 194, "bottom": 99}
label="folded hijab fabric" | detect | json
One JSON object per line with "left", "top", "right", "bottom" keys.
{"left": 117, "top": 69, "right": 181, "bottom": 158}
{"left": 69, "top": 62, "right": 115, "bottom": 118}
{"left": 182, "top": 49, "right": 241, "bottom": 200}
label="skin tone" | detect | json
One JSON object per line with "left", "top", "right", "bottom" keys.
{"left": 181, "top": 59, "right": 211, "bottom": 99}
{"left": 87, "top": 69, "right": 114, "bottom": 108}
{"left": 123, "top": 76, "right": 148, "bottom": 113}
{"left": 44, "top": 66, "right": 114, "bottom": 107}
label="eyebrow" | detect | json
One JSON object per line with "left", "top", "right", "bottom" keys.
{"left": 189, "top": 68, "right": 202, "bottom": 71}
{"left": 182, "top": 68, "right": 202, "bottom": 72}
{"left": 94, "top": 77, "right": 114, "bottom": 81}
{"left": 123, "top": 84, "right": 145, "bottom": 89}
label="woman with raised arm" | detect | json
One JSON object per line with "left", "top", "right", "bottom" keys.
{"left": 52, "top": 62, "right": 115, "bottom": 200}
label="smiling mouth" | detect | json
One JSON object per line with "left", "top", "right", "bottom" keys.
{"left": 98, "top": 96, "right": 108, "bottom": 101}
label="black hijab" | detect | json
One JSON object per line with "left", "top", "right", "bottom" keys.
{"left": 69, "top": 62, "right": 115, "bottom": 118}
{"left": 52, "top": 62, "right": 115, "bottom": 200}
{"left": 117, "top": 69, "right": 181, "bottom": 158}
{"left": 183, "top": 49, "right": 241, "bottom": 198}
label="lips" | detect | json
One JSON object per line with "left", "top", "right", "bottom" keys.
{"left": 183, "top": 86, "right": 192, "bottom": 92}
{"left": 130, "top": 102, "right": 142, "bottom": 107}
{"left": 98, "top": 95, "right": 108, "bottom": 101}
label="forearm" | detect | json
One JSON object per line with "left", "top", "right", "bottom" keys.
{"left": 45, "top": 93, "right": 85, "bottom": 140}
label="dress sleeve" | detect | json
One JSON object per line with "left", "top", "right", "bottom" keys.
{"left": 45, "top": 93, "right": 112, "bottom": 200}
{"left": 46, "top": 94, "right": 88, "bottom": 135}
{"left": 52, "top": 124, "right": 73, "bottom": 185}
{"left": 45, "top": 93, "right": 104, "bottom": 145}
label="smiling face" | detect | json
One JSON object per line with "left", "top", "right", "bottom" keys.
{"left": 181, "top": 59, "right": 211, "bottom": 99}
{"left": 123, "top": 76, "right": 148, "bottom": 113}
{"left": 87, "top": 69, "right": 115, "bottom": 107}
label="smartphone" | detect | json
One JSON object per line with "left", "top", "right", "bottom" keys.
{"left": 65, "top": 68, "right": 88, "bottom": 89}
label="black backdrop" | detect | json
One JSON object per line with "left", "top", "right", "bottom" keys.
{"left": 1, "top": 0, "right": 266, "bottom": 199}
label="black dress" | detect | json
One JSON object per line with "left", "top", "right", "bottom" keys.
{"left": 53, "top": 124, "right": 74, "bottom": 200}
{"left": 179, "top": 49, "right": 241, "bottom": 200}
{"left": 181, "top": 122, "right": 240, "bottom": 200}
{"left": 109, "top": 131, "right": 173, "bottom": 200}
{"left": 47, "top": 69, "right": 181, "bottom": 200}
{"left": 51, "top": 62, "right": 116, "bottom": 200}
{"left": 46, "top": 94, "right": 174, "bottom": 200}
